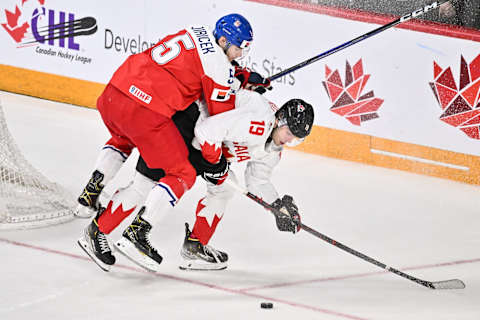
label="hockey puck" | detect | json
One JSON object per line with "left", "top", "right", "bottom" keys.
{"left": 260, "top": 302, "right": 273, "bottom": 309}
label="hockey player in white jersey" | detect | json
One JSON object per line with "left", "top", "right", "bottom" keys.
{"left": 179, "top": 90, "right": 314, "bottom": 270}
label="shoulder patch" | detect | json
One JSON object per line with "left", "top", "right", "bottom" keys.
{"left": 211, "top": 88, "right": 231, "bottom": 101}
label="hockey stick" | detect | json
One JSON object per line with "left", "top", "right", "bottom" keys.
{"left": 268, "top": 0, "right": 450, "bottom": 81}
{"left": 226, "top": 180, "right": 465, "bottom": 289}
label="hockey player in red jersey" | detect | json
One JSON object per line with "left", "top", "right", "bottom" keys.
{"left": 179, "top": 91, "right": 314, "bottom": 270}
{"left": 76, "top": 14, "right": 271, "bottom": 271}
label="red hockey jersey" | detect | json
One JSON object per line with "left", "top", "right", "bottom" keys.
{"left": 109, "top": 25, "right": 239, "bottom": 118}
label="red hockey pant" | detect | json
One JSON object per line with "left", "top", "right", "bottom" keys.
{"left": 96, "top": 84, "right": 196, "bottom": 198}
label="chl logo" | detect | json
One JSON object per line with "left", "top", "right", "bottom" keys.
{"left": 429, "top": 54, "right": 480, "bottom": 139}
{"left": 322, "top": 59, "right": 384, "bottom": 126}
{"left": 1, "top": 0, "right": 97, "bottom": 50}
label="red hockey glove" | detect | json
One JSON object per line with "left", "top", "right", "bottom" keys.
{"left": 271, "top": 195, "right": 301, "bottom": 233}
{"left": 201, "top": 155, "right": 229, "bottom": 185}
{"left": 234, "top": 66, "right": 272, "bottom": 94}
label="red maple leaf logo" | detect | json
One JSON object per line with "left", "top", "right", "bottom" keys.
{"left": 2, "top": 0, "right": 46, "bottom": 43}
{"left": 221, "top": 144, "right": 235, "bottom": 160}
{"left": 103, "top": 201, "right": 136, "bottom": 219}
{"left": 1, "top": 5, "right": 29, "bottom": 42}
{"left": 201, "top": 140, "right": 221, "bottom": 164}
{"left": 322, "top": 59, "right": 384, "bottom": 126}
{"left": 430, "top": 54, "right": 480, "bottom": 139}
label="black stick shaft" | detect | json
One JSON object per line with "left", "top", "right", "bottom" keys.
{"left": 299, "top": 224, "right": 434, "bottom": 288}
{"left": 268, "top": 0, "right": 449, "bottom": 81}
{"left": 243, "top": 191, "right": 435, "bottom": 289}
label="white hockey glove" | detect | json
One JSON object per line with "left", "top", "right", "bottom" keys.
{"left": 271, "top": 195, "right": 301, "bottom": 234}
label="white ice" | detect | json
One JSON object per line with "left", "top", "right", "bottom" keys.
{"left": 0, "top": 91, "right": 479, "bottom": 320}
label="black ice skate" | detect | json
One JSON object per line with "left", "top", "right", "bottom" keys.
{"left": 179, "top": 223, "right": 228, "bottom": 271}
{"left": 75, "top": 170, "right": 105, "bottom": 218}
{"left": 114, "top": 207, "right": 163, "bottom": 272}
{"left": 77, "top": 209, "right": 116, "bottom": 272}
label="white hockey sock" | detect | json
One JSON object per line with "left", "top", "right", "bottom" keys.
{"left": 141, "top": 182, "right": 178, "bottom": 226}
{"left": 94, "top": 145, "right": 129, "bottom": 185}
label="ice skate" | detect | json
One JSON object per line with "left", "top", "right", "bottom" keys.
{"left": 179, "top": 223, "right": 228, "bottom": 271}
{"left": 75, "top": 170, "right": 105, "bottom": 218}
{"left": 77, "top": 211, "right": 116, "bottom": 272}
{"left": 114, "top": 207, "right": 163, "bottom": 272}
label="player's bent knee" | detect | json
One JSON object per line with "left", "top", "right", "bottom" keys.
{"left": 160, "top": 161, "right": 197, "bottom": 199}
{"left": 169, "top": 160, "right": 197, "bottom": 189}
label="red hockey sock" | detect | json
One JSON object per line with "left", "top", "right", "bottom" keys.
{"left": 97, "top": 200, "right": 136, "bottom": 234}
{"left": 190, "top": 198, "right": 223, "bottom": 245}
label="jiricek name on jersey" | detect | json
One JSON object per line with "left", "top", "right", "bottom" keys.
{"left": 191, "top": 26, "right": 215, "bottom": 54}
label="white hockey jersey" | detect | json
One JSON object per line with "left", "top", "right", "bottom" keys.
{"left": 194, "top": 90, "right": 283, "bottom": 203}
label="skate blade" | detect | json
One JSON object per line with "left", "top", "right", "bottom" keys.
{"left": 179, "top": 259, "right": 227, "bottom": 271}
{"left": 74, "top": 204, "right": 96, "bottom": 219}
{"left": 77, "top": 238, "right": 111, "bottom": 272}
{"left": 114, "top": 238, "right": 161, "bottom": 273}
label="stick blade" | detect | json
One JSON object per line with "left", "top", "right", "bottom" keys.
{"left": 431, "top": 279, "right": 465, "bottom": 290}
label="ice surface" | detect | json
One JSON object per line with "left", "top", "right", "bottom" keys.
{"left": 0, "top": 91, "right": 479, "bottom": 320}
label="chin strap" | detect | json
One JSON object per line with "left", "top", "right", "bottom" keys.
{"left": 218, "top": 39, "right": 232, "bottom": 55}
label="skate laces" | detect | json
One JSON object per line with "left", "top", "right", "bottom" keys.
{"left": 145, "top": 235, "right": 156, "bottom": 251}
{"left": 139, "top": 221, "right": 157, "bottom": 252}
{"left": 141, "top": 229, "right": 158, "bottom": 254}
{"left": 97, "top": 232, "right": 111, "bottom": 254}
{"left": 88, "top": 170, "right": 104, "bottom": 192}
{"left": 79, "top": 188, "right": 95, "bottom": 206}
{"left": 204, "top": 244, "right": 221, "bottom": 262}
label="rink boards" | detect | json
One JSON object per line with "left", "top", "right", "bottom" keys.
{"left": 1, "top": 0, "right": 480, "bottom": 185}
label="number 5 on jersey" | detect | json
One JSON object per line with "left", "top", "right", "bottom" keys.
{"left": 151, "top": 33, "right": 195, "bottom": 65}
{"left": 249, "top": 121, "right": 265, "bottom": 136}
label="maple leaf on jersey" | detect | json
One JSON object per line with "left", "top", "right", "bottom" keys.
{"left": 221, "top": 144, "right": 235, "bottom": 160}
{"left": 201, "top": 140, "right": 221, "bottom": 164}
